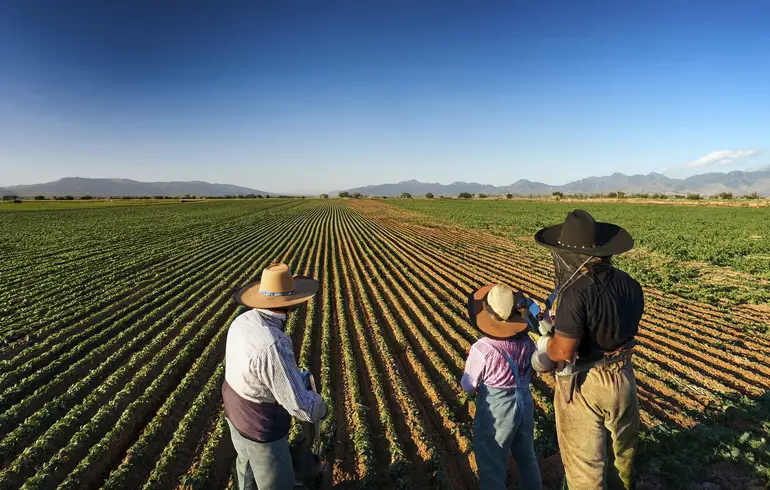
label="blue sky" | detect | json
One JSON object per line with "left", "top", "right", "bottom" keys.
{"left": 0, "top": 1, "right": 768, "bottom": 193}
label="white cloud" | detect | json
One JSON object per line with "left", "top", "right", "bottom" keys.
{"left": 686, "top": 149, "right": 758, "bottom": 168}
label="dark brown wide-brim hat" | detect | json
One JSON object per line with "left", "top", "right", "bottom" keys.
{"left": 233, "top": 262, "right": 319, "bottom": 308}
{"left": 467, "top": 285, "right": 528, "bottom": 339}
{"left": 534, "top": 209, "right": 634, "bottom": 257}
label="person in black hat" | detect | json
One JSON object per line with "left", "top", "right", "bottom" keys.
{"left": 532, "top": 210, "right": 644, "bottom": 490}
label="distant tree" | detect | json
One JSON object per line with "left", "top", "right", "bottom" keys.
{"left": 80, "top": 195, "right": 93, "bottom": 200}
{"left": 2, "top": 195, "right": 18, "bottom": 201}
{"left": 506, "top": 193, "right": 513, "bottom": 199}
{"left": 552, "top": 191, "right": 564, "bottom": 198}
{"left": 244, "top": 193, "right": 256, "bottom": 199}
{"left": 352, "top": 192, "right": 363, "bottom": 199}
{"left": 381, "top": 196, "right": 388, "bottom": 199}
{"left": 478, "top": 193, "right": 488, "bottom": 199}
{"left": 458, "top": 192, "right": 473, "bottom": 199}
{"left": 425, "top": 192, "right": 434, "bottom": 199}
{"left": 400, "top": 192, "right": 412, "bottom": 199}
{"left": 256, "top": 194, "right": 264, "bottom": 198}
{"left": 607, "top": 192, "right": 618, "bottom": 198}
{"left": 34, "top": 195, "right": 46, "bottom": 200}
{"left": 338, "top": 191, "right": 351, "bottom": 198}
{"left": 320, "top": 194, "right": 329, "bottom": 199}
{"left": 718, "top": 192, "right": 734, "bottom": 200}
{"left": 616, "top": 191, "right": 626, "bottom": 199}
{"left": 686, "top": 193, "right": 702, "bottom": 200}
{"left": 439, "top": 195, "right": 444, "bottom": 199}
{"left": 744, "top": 191, "right": 760, "bottom": 200}
{"left": 13, "top": 199, "right": 22, "bottom": 203}
{"left": 65, "top": 195, "right": 75, "bottom": 200}
{"left": 265, "top": 195, "right": 270, "bottom": 199}
{"left": 651, "top": 193, "right": 668, "bottom": 199}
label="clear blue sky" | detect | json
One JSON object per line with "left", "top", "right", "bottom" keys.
{"left": 1, "top": 1, "right": 768, "bottom": 194}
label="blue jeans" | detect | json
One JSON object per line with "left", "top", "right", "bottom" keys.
{"left": 474, "top": 384, "right": 543, "bottom": 490}
{"left": 226, "top": 418, "right": 294, "bottom": 490}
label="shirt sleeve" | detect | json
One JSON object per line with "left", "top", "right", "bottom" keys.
{"left": 461, "top": 343, "right": 486, "bottom": 393}
{"left": 554, "top": 286, "right": 586, "bottom": 340}
{"left": 255, "top": 337, "right": 327, "bottom": 422}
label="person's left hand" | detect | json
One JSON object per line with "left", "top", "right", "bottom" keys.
{"left": 532, "top": 334, "right": 556, "bottom": 373}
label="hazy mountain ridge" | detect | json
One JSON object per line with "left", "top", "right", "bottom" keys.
{"left": 1, "top": 177, "right": 274, "bottom": 197}
{"left": 342, "top": 170, "right": 770, "bottom": 197}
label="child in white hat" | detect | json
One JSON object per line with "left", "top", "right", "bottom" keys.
{"left": 462, "top": 284, "right": 543, "bottom": 490}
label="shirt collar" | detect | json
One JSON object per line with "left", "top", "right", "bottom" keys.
{"left": 254, "top": 309, "right": 287, "bottom": 331}
{"left": 256, "top": 308, "right": 287, "bottom": 321}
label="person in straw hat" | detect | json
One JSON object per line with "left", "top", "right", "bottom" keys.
{"left": 531, "top": 210, "right": 644, "bottom": 490}
{"left": 462, "top": 284, "right": 543, "bottom": 490}
{"left": 222, "top": 262, "right": 328, "bottom": 490}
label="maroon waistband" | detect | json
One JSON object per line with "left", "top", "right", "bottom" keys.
{"left": 222, "top": 379, "right": 291, "bottom": 443}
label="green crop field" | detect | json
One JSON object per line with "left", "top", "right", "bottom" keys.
{"left": 391, "top": 199, "right": 770, "bottom": 310}
{"left": 1, "top": 198, "right": 768, "bottom": 489}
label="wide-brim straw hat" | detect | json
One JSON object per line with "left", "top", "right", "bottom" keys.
{"left": 233, "top": 262, "right": 319, "bottom": 308}
{"left": 534, "top": 209, "right": 634, "bottom": 257}
{"left": 467, "top": 284, "right": 528, "bottom": 339}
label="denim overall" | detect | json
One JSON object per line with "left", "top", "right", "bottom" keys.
{"left": 474, "top": 346, "right": 543, "bottom": 490}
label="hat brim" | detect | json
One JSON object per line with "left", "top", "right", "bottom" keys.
{"left": 534, "top": 222, "right": 634, "bottom": 256}
{"left": 467, "top": 285, "right": 528, "bottom": 339}
{"left": 233, "top": 276, "right": 319, "bottom": 308}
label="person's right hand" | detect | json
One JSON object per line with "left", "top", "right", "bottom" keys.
{"left": 531, "top": 348, "right": 556, "bottom": 373}
{"left": 531, "top": 333, "right": 556, "bottom": 373}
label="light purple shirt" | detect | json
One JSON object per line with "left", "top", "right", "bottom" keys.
{"left": 461, "top": 336, "right": 536, "bottom": 393}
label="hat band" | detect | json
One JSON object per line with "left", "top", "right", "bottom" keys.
{"left": 557, "top": 240, "right": 599, "bottom": 250}
{"left": 259, "top": 289, "right": 295, "bottom": 297}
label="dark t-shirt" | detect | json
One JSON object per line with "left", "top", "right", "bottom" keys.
{"left": 554, "top": 266, "right": 644, "bottom": 362}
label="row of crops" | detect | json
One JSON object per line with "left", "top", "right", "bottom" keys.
{"left": 390, "top": 198, "right": 770, "bottom": 310}
{"left": 1, "top": 199, "right": 769, "bottom": 488}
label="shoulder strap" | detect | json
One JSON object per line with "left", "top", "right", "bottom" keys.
{"left": 479, "top": 338, "right": 519, "bottom": 379}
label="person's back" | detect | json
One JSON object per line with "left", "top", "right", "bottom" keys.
{"left": 532, "top": 210, "right": 644, "bottom": 490}
{"left": 555, "top": 263, "right": 644, "bottom": 362}
{"left": 461, "top": 336, "right": 534, "bottom": 392}
{"left": 463, "top": 284, "right": 542, "bottom": 490}
{"left": 222, "top": 263, "right": 328, "bottom": 490}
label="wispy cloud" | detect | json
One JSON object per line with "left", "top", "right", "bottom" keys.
{"left": 686, "top": 149, "right": 758, "bottom": 168}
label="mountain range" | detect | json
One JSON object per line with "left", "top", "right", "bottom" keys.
{"left": 4, "top": 168, "right": 770, "bottom": 198}
{"left": 342, "top": 168, "right": 770, "bottom": 197}
{"left": 1, "top": 178, "right": 273, "bottom": 197}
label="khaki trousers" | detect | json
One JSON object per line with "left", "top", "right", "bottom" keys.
{"left": 555, "top": 360, "right": 639, "bottom": 490}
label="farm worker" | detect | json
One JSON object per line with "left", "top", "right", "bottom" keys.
{"left": 531, "top": 210, "right": 644, "bottom": 490}
{"left": 222, "top": 262, "right": 328, "bottom": 490}
{"left": 462, "top": 284, "right": 543, "bottom": 490}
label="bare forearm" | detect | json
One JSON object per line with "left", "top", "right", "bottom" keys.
{"left": 546, "top": 334, "right": 579, "bottom": 362}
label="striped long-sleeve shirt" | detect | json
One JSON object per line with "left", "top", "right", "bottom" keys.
{"left": 224, "top": 309, "right": 326, "bottom": 423}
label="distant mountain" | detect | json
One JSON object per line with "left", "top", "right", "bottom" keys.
{"left": 341, "top": 169, "right": 770, "bottom": 197}
{"left": 1, "top": 178, "right": 275, "bottom": 197}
